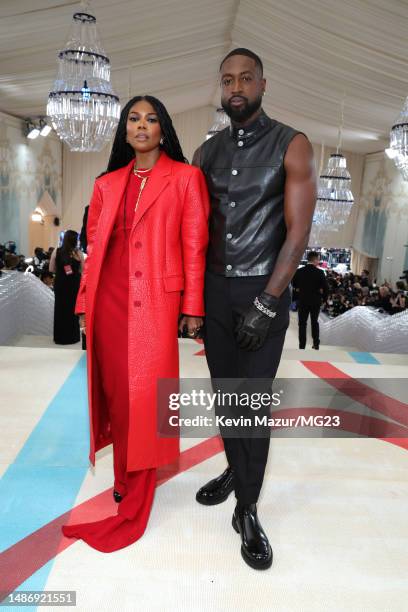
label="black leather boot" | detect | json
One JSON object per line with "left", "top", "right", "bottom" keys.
{"left": 195, "top": 467, "right": 234, "bottom": 505}
{"left": 113, "top": 490, "right": 122, "bottom": 503}
{"left": 232, "top": 503, "right": 273, "bottom": 570}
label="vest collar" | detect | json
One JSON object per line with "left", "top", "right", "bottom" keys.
{"left": 229, "top": 109, "right": 271, "bottom": 141}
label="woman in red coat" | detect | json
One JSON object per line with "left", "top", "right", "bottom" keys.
{"left": 62, "top": 95, "right": 210, "bottom": 552}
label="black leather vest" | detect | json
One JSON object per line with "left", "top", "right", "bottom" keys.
{"left": 199, "top": 111, "right": 302, "bottom": 277}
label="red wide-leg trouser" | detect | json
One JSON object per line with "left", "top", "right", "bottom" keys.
{"left": 62, "top": 225, "right": 156, "bottom": 553}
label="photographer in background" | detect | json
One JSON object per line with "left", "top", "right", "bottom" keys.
{"left": 32, "top": 247, "right": 49, "bottom": 277}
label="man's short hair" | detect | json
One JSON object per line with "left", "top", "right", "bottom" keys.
{"left": 219, "top": 48, "right": 263, "bottom": 76}
{"left": 307, "top": 251, "right": 319, "bottom": 262}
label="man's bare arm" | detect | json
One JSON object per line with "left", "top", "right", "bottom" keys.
{"left": 264, "top": 134, "right": 317, "bottom": 297}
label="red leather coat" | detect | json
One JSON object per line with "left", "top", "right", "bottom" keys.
{"left": 75, "top": 152, "right": 210, "bottom": 470}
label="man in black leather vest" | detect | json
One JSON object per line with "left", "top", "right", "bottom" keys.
{"left": 192, "top": 48, "right": 317, "bottom": 570}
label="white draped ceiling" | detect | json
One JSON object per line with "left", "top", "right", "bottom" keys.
{"left": 1, "top": 0, "right": 407, "bottom": 152}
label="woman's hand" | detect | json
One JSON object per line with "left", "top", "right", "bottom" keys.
{"left": 178, "top": 315, "right": 203, "bottom": 338}
{"left": 79, "top": 313, "right": 86, "bottom": 335}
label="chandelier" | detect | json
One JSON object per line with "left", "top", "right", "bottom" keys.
{"left": 313, "top": 95, "right": 354, "bottom": 232}
{"left": 388, "top": 97, "right": 408, "bottom": 181}
{"left": 47, "top": 4, "right": 120, "bottom": 152}
{"left": 206, "top": 108, "right": 230, "bottom": 140}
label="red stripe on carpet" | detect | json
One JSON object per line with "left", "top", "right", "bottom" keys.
{"left": 270, "top": 407, "right": 408, "bottom": 438}
{"left": 383, "top": 438, "right": 408, "bottom": 451}
{"left": 301, "top": 361, "right": 408, "bottom": 427}
{"left": 0, "top": 436, "right": 223, "bottom": 597}
{"left": 193, "top": 338, "right": 205, "bottom": 356}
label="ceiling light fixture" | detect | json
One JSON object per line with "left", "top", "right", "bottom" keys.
{"left": 313, "top": 93, "right": 354, "bottom": 231}
{"left": 31, "top": 211, "right": 44, "bottom": 223}
{"left": 39, "top": 119, "right": 52, "bottom": 137}
{"left": 26, "top": 122, "right": 40, "bottom": 140}
{"left": 385, "top": 147, "right": 398, "bottom": 159}
{"left": 389, "top": 97, "right": 408, "bottom": 181}
{"left": 46, "top": 1, "right": 120, "bottom": 152}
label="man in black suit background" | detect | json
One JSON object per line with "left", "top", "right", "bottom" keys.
{"left": 292, "top": 251, "right": 329, "bottom": 349}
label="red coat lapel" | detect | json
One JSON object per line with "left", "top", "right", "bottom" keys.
{"left": 102, "top": 152, "right": 173, "bottom": 238}
{"left": 102, "top": 159, "right": 134, "bottom": 244}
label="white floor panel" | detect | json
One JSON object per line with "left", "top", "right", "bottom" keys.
{"left": 43, "top": 439, "right": 408, "bottom": 612}
{"left": 0, "top": 346, "right": 82, "bottom": 471}
{"left": 1, "top": 324, "right": 408, "bottom": 611}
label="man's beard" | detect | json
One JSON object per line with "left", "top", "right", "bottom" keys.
{"left": 221, "top": 94, "right": 263, "bottom": 123}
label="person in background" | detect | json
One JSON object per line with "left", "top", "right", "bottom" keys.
{"left": 390, "top": 281, "right": 406, "bottom": 314}
{"left": 16, "top": 255, "right": 28, "bottom": 272}
{"left": 40, "top": 270, "right": 54, "bottom": 289}
{"left": 360, "top": 269, "right": 370, "bottom": 287}
{"left": 376, "top": 285, "right": 393, "bottom": 313}
{"left": 79, "top": 205, "right": 89, "bottom": 253}
{"left": 4, "top": 253, "right": 19, "bottom": 270}
{"left": 49, "top": 230, "right": 84, "bottom": 344}
{"left": 292, "top": 250, "right": 329, "bottom": 349}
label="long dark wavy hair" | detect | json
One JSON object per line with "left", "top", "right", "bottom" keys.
{"left": 60, "top": 230, "right": 78, "bottom": 265}
{"left": 105, "top": 95, "right": 186, "bottom": 174}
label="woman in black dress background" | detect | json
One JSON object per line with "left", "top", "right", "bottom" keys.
{"left": 50, "top": 230, "right": 84, "bottom": 344}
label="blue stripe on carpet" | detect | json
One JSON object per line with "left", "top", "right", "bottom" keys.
{"left": 348, "top": 351, "right": 380, "bottom": 364}
{"left": 0, "top": 354, "right": 90, "bottom": 604}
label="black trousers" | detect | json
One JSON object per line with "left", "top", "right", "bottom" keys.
{"left": 203, "top": 270, "right": 290, "bottom": 505}
{"left": 298, "top": 302, "right": 321, "bottom": 348}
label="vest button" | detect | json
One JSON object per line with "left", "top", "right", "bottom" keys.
{"left": 226, "top": 264, "right": 232, "bottom": 271}
{"left": 231, "top": 169, "right": 238, "bottom": 176}
{"left": 238, "top": 141, "right": 244, "bottom": 147}
{"left": 238, "top": 129, "right": 244, "bottom": 136}
{"left": 230, "top": 201, "right": 236, "bottom": 207}
{"left": 226, "top": 233, "right": 232, "bottom": 239}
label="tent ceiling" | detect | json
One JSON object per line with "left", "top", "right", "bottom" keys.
{"left": 1, "top": 0, "right": 407, "bottom": 152}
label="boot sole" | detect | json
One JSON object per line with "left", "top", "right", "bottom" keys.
{"left": 232, "top": 515, "right": 273, "bottom": 570}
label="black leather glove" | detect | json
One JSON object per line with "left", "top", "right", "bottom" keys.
{"left": 235, "top": 291, "right": 279, "bottom": 351}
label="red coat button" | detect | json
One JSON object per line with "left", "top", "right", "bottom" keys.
{"left": 134, "top": 300, "right": 141, "bottom": 307}
{"left": 134, "top": 241, "right": 142, "bottom": 248}
{"left": 134, "top": 271, "right": 142, "bottom": 277}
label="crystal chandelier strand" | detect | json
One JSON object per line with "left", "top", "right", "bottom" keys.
{"left": 47, "top": 8, "right": 120, "bottom": 152}
{"left": 313, "top": 93, "right": 354, "bottom": 232}
{"left": 206, "top": 108, "right": 230, "bottom": 140}
{"left": 336, "top": 92, "right": 346, "bottom": 154}
{"left": 389, "top": 97, "right": 408, "bottom": 181}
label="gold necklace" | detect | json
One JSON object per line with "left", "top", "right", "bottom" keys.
{"left": 134, "top": 177, "right": 149, "bottom": 212}
{"left": 133, "top": 164, "right": 152, "bottom": 179}
{"left": 133, "top": 168, "right": 151, "bottom": 212}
